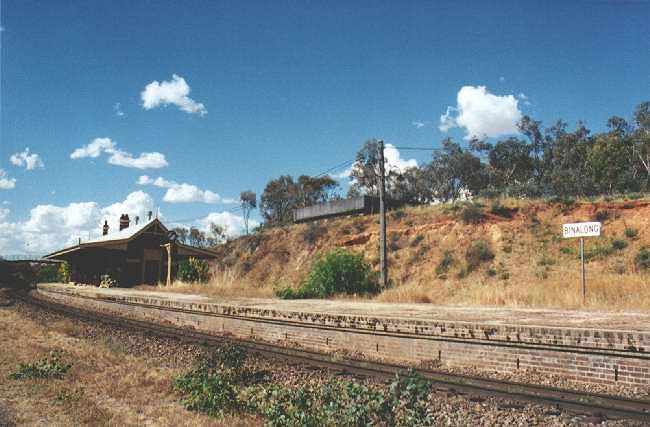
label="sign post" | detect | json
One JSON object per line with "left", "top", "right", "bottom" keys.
{"left": 562, "top": 222, "right": 601, "bottom": 305}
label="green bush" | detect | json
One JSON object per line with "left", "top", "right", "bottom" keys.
{"left": 174, "top": 368, "right": 241, "bottom": 416}
{"left": 10, "top": 351, "right": 71, "bottom": 380}
{"left": 177, "top": 257, "right": 210, "bottom": 283}
{"left": 611, "top": 238, "right": 628, "bottom": 251}
{"left": 625, "top": 227, "right": 639, "bottom": 239}
{"left": 593, "top": 210, "right": 611, "bottom": 222}
{"left": 276, "top": 249, "right": 378, "bottom": 299}
{"left": 258, "top": 371, "right": 431, "bottom": 427}
{"left": 434, "top": 251, "right": 454, "bottom": 277}
{"left": 465, "top": 240, "right": 494, "bottom": 271}
{"left": 36, "top": 265, "right": 60, "bottom": 283}
{"left": 460, "top": 204, "right": 485, "bottom": 224}
{"left": 583, "top": 244, "right": 614, "bottom": 261}
{"left": 410, "top": 234, "right": 424, "bottom": 247}
{"left": 490, "top": 202, "right": 517, "bottom": 218}
{"left": 635, "top": 247, "right": 650, "bottom": 271}
{"left": 390, "top": 209, "right": 407, "bottom": 220}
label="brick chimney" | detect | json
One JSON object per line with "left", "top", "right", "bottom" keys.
{"left": 102, "top": 220, "right": 109, "bottom": 236}
{"left": 148, "top": 210, "right": 153, "bottom": 221}
{"left": 135, "top": 216, "right": 140, "bottom": 225}
{"left": 119, "top": 214, "right": 130, "bottom": 231}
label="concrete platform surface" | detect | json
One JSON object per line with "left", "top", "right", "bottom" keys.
{"left": 39, "top": 283, "right": 650, "bottom": 332}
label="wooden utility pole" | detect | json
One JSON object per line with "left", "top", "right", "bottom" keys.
{"left": 378, "top": 139, "right": 388, "bottom": 288}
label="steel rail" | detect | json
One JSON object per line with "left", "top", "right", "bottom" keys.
{"left": 14, "top": 290, "right": 650, "bottom": 422}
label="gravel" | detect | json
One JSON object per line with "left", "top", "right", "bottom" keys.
{"left": 8, "top": 298, "right": 648, "bottom": 427}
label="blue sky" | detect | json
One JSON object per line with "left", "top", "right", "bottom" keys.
{"left": 1, "top": 0, "right": 649, "bottom": 255}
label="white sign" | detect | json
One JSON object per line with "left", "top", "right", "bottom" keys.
{"left": 562, "top": 222, "right": 601, "bottom": 238}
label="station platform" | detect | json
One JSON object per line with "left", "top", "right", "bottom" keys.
{"left": 34, "top": 283, "right": 650, "bottom": 387}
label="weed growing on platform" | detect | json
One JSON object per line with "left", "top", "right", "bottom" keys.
{"left": 9, "top": 350, "right": 72, "bottom": 380}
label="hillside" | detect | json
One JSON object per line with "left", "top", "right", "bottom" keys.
{"left": 177, "top": 196, "right": 650, "bottom": 310}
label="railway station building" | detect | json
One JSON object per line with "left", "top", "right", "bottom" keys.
{"left": 43, "top": 214, "right": 216, "bottom": 286}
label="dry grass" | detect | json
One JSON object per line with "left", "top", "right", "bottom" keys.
{"left": 0, "top": 302, "right": 259, "bottom": 426}
{"left": 377, "top": 267, "right": 650, "bottom": 310}
{"left": 140, "top": 268, "right": 274, "bottom": 299}
{"left": 175, "top": 196, "right": 650, "bottom": 311}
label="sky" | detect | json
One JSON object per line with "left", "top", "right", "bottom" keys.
{"left": 0, "top": 0, "right": 649, "bottom": 255}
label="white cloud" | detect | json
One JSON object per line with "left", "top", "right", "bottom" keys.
{"left": 0, "top": 208, "right": 9, "bottom": 221}
{"left": 10, "top": 148, "right": 44, "bottom": 170}
{"left": 141, "top": 74, "right": 207, "bottom": 116}
{"left": 0, "top": 191, "right": 157, "bottom": 256}
{"left": 70, "top": 138, "right": 115, "bottom": 159}
{"left": 137, "top": 175, "right": 230, "bottom": 204}
{"left": 107, "top": 150, "right": 168, "bottom": 169}
{"left": 439, "top": 85, "right": 523, "bottom": 140}
{"left": 114, "top": 102, "right": 125, "bottom": 117}
{"left": 172, "top": 211, "right": 258, "bottom": 240}
{"left": 0, "top": 169, "right": 16, "bottom": 190}
{"left": 412, "top": 121, "right": 425, "bottom": 129}
{"left": 71, "top": 138, "right": 168, "bottom": 169}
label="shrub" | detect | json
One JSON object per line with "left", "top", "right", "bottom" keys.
{"left": 10, "top": 351, "right": 71, "bottom": 380}
{"left": 434, "top": 251, "right": 454, "bottom": 277}
{"left": 490, "top": 202, "right": 517, "bottom": 218}
{"left": 465, "top": 240, "right": 494, "bottom": 271}
{"left": 625, "top": 227, "right": 639, "bottom": 239}
{"left": 410, "top": 234, "right": 424, "bottom": 247}
{"left": 460, "top": 204, "right": 485, "bottom": 224}
{"left": 174, "top": 368, "right": 241, "bottom": 416}
{"left": 389, "top": 231, "right": 401, "bottom": 251}
{"left": 177, "top": 257, "right": 210, "bottom": 283}
{"left": 277, "top": 249, "right": 378, "bottom": 299}
{"left": 611, "top": 238, "right": 628, "bottom": 251}
{"left": 303, "top": 222, "right": 327, "bottom": 244}
{"left": 537, "top": 255, "right": 556, "bottom": 266}
{"left": 593, "top": 210, "right": 611, "bottom": 222}
{"left": 390, "top": 209, "right": 407, "bottom": 220}
{"left": 257, "top": 371, "right": 431, "bottom": 427}
{"left": 58, "top": 262, "right": 71, "bottom": 283}
{"left": 36, "top": 265, "right": 60, "bottom": 283}
{"left": 635, "top": 247, "right": 650, "bottom": 271}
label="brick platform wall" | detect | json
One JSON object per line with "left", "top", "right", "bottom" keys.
{"left": 35, "top": 286, "right": 650, "bottom": 387}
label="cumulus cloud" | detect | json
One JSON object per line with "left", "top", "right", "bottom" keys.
{"left": 10, "top": 148, "right": 44, "bottom": 170}
{"left": 412, "top": 121, "right": 426, "bottom": 129}
{"left": 0, "top": 208, "right": 9, "bottom": 222}
{"left": 70, "top": 138, "right": 168, "bottom": 169}
{"left": 439, "top": 85, "right": 523, "bottom": 139}
{"left": 141, "top": 74, "right": 207, "bottom": 116}
{"left": 172, "top": 211, "right": 258, "bottom": 240}
{"left": 0, "top": 191, "right": 157, "bottom": 256}
{"left": 70, "top": 138, "right": 115, "bottom": 159}
{"left": 0, "top": 169, "right": 16, "bottom": 190}
{"left": 137, "top": 175, "right": 230, "bottom": 204}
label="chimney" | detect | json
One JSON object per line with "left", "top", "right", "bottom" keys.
{"left": 148, "top": 211, "right": 153, "bottom": 221}
{"left": 119, "top": 214, "right": 130, "bottom": 231}
{"left": 102, "top": 220, "right": 109, "bottom": 236}
{"left": 135, "top": 216, "right": 140, "bottom": 225}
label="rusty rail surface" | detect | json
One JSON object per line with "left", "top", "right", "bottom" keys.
{"left": 14, "top": 289, "right": 650, "bottom": 422}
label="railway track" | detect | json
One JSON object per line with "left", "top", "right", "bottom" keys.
{"left": 13, "top": 289, "right": 650, "bottom": 422}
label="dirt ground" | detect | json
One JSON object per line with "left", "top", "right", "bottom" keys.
{"left": 0, "top": 292, "right": 257, "bottom": 427}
